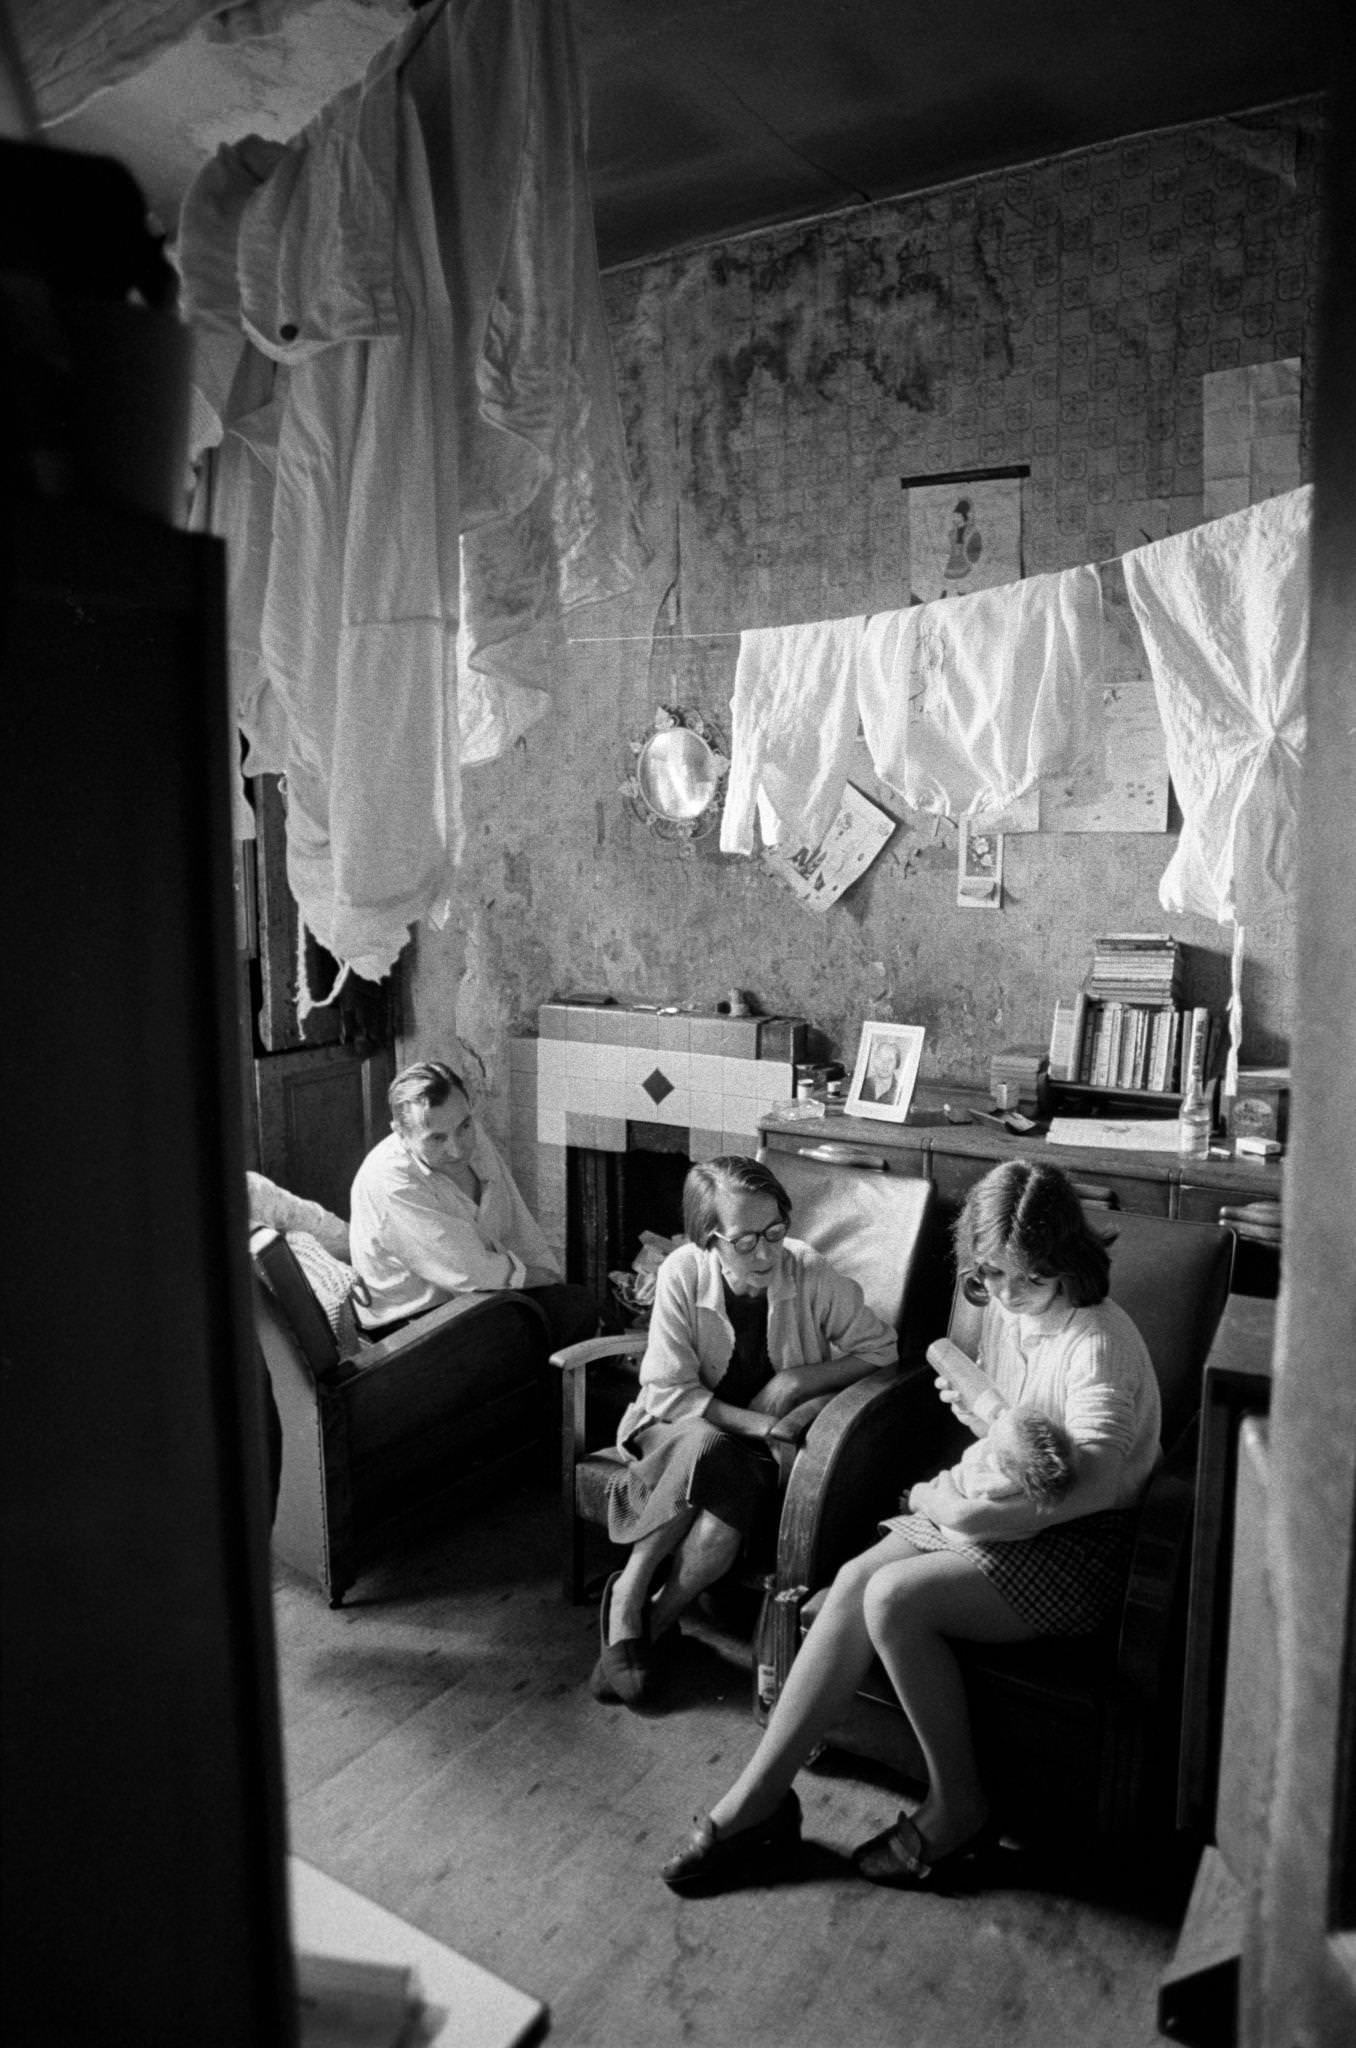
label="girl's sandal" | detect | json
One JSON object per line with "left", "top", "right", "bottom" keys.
{"left": 852, "top": 1811, "right": 993, "bottom": 1890}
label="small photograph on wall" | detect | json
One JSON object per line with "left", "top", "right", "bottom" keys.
{"left": 908, "top": 475, "right": 1022, "bottom": 602}
{"left": 846, "top": 1021, "right": 926, "bottom": 1123}
{"left": 957, "top": 818, "right": 1003, "bottom": 909}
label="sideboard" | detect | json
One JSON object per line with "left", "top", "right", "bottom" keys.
{"left": 760, "top": 1084, "right": 1282, "bottom": 1312}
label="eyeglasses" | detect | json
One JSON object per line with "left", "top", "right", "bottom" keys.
{"left": 975, "top": 1263, "right": 1050, "bottom": 1295}
{"left": 712, "top": 1221, "right": 789, "bottom": 1255}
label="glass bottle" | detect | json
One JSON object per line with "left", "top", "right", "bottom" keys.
{"left": 1179, "top": 1077, "right": 1212, "bottom": 1159}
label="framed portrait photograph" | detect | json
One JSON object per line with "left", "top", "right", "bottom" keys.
{"left": 846, "top": 1021, "right": 926, "bottom": 1123}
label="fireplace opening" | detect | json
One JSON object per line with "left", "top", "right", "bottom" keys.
{"left": 567, "top": 1121, "right": 693, "bottom": 1318}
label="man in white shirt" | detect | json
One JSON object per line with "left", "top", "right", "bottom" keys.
{"left": 350, "top": 1060, "right": 598, "bottom": 1354}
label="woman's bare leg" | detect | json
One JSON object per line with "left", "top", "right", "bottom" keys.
{"left": 648, "top": 1511, "right": 743, "bottom": 1639}
{"left": 862, "top": 1551, "right": 1038, "bottom": 1856}
{"left": 609, "top": 1514, "right": 694, "bottom": 1641}
{"left": 706, "top": 1532, "right": 924, "bottom": 1834}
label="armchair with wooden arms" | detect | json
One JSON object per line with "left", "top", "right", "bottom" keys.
{"left": 252, "top": 1227, "right": 551, "bottom": 1607}
{"left": 764, "top": 1208, "right": 1235, "bottom": 1852}
{"left": 551, "top": 1155, "right": 941, "bottom": 1606}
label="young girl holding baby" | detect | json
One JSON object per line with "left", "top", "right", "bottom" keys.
{"left": 660, "top": 1157, "right": 1162, "bottom": 1893}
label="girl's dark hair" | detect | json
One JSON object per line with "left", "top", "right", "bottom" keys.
{"left": 954, "top": 1158, "right": 1113, "bottom": 1308}
{"left": 682, "top": 1156, "right": 792, "bottom": 1246}
{"left": 388, "top": 1059, "right": 468, "bottom": 1131}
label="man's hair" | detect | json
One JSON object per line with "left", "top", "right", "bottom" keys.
{"left": 388, "top": 1059, "right": 468, "bottom": 1132}
{"left": 682, "top": 1156, "right": 792, "bottom": 1246}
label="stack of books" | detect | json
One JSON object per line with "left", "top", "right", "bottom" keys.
{"left": 1087, "top": 933, "right": 1183, "bottom": 1004}
{"left": 989, "top": 1043, "right": 1048, "bottom": 1108}
{"left": 1047, "top": 935, "right": 1216, "bottom": 1100}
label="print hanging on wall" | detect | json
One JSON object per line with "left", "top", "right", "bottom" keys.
{"left": 761, "top": 782, "right": 895, "bottom": 912}
{"left": 907, "top": 474, "right": 1022, "bottom": 602}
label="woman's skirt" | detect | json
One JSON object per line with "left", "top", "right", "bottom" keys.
{"left": 606, "top": 1419, "right": 777, "bottom": 1546}
{"left": 878, "top": 1506, "right": 1136, "bottom": 1635}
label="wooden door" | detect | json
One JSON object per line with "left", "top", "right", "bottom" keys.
{"left": 243, "top": 772, "right": 401, "bottom": 1214}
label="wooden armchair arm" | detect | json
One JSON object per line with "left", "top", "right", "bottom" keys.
{"left": 549, "top": 1332, "right": 648, "bottom": 1375}
{"left": 776, "top": 1361, "right": 964, "bottom": 1595}
{"left": 551, "top": 1330, "right": 648, "bottom": 1470}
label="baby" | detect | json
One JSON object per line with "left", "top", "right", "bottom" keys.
{"left": 944, "top": 1403, "right": 1078, "bottom": 1509}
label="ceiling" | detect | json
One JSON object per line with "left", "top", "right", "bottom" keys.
{"left": 12, "top": 0, "right": 1336, "bottom": 270}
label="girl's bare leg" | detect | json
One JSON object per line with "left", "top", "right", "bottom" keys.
{"left": 706, "top": 1532, "right": 924, "bottom": 1834}
{"left": 863, "top": 1550, "right": 1038, "bottom": 1856}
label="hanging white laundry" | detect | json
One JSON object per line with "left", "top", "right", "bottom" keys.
{"left": 177, "top": 0, "right": 646, "bottom": 982}
{"left": 1121, "top": 484, "right": 1310, "bottom": 924}
{"left": 720, "top": 615, "right": 868, "bottom": 854}
{"left": 857, "top": 565, "right": 1105, "bottom": 819}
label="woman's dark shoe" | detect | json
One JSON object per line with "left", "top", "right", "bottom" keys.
{"left": 588, "top": 1571, "right": 650, "bottom": 1707}
{"left": 660, "top": 1790, "right": 802, "bottom": 1893}
{"left": 852, "top": 1810, "right": 994, "bottom": 1890}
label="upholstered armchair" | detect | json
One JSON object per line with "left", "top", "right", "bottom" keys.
{"left": 552, "top": 1158, "right": 940, "bottom": 1605}
{"left": 763, "top": 1208, "right": 1235, "bottom": 1852}
{"left": 252, "top": 1226, "right": 552, "bottom": 1606}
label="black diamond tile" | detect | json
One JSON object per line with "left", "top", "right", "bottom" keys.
{"left": 642, "top": 1067, "right": 674, "bottom": 1105}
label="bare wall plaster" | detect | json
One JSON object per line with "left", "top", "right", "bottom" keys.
{"left": 404, "top": 102, "right": 1320, "bottom": 1128}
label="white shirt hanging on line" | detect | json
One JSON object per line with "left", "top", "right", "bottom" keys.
{"left": 179, "top": 0, "right": 646, "bottom": 982}
{"left": 857, "top": 565, "right": 1105, "bottom": 820}
{"left": 1121, "top": 484, "right": 1310, "bottom": 925}
{"left": 720, "top": 614, "right": 867, "bottom": 854}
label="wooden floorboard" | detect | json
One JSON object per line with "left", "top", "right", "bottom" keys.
{"left": 275, "top": 1475, "right": 1183, "bottom": 2047}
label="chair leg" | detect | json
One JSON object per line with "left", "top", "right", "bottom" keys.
{"left": 566, "top": 1507, "right": 589, "bottom": 1603}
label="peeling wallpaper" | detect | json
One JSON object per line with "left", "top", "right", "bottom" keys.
{"left": 405, "top": 101, "right": 1322, "bottom": 1127}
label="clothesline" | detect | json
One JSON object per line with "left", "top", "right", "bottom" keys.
{"left": 565, "top": 555, "right": 1131, "bottom": 646}
{"left": 566, "top": 628, "right": 744, "bottom": 642}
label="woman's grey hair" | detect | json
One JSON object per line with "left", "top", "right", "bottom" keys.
{"left": 682, "top": 1156, "right": 792, "bottom": 1246}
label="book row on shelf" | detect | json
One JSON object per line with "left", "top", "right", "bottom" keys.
{"left": 1048, "top": 993, "right": 1218, "bottom": 1096}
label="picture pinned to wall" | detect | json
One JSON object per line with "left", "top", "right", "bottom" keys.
{"left": 907, "top": 470, "right": 1024, "bottom": 603}
{"left": 846, "top": 1020, "right": 926, "bottom": 1123}
{"left": 957, "top": 818, "right": 1003, "bottom": 909}
{"left": 761, "top": 782, "right": 895, "bottom": 913}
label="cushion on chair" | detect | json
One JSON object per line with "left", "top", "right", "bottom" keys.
{"left": 284, "top": 1232, "right": 365, "bottom": 1362}
{"left": 252, "top": 1228, "right": 343, "bottom": 1377}
{"left": 574, "top": 1447, "right": 627, "bottom": 1523}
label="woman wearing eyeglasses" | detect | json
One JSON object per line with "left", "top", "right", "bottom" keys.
{"left": 591, "top": 1155, "right": 897, "bottom": 1710}
{"left": 659, "top": 1157, "right": 1161, "bottom": 1894}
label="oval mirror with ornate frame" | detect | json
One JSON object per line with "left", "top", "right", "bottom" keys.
{"left": 621, "top": 705, "right": 729, "bottom": 851}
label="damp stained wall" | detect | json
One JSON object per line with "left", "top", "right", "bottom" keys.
{"left": 406, "top": 101, "right": 1323, "bottom": 1131}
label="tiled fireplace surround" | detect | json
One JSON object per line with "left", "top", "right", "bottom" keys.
{"left": 507, "top": 1003, "right": 804, "bottom": 1269}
